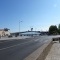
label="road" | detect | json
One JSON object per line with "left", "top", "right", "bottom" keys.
{"left": 0, "top": 36, "right": 57, "bottom": 60}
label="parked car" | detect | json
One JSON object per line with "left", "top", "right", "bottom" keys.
{"left": 8, "top": 35, "right": 12, "bottom": 37}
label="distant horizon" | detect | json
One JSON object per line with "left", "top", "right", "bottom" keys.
{"left": 0, "top": 23, "right": 59, "bottom": 33}
{"left": 0, "top": 0, "right": 60, "bottom": 32}
{"left": 11, "top": 30, "right": 49, "bottom": 33}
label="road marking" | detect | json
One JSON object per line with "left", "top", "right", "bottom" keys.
{"left": 0, "top": 38, "right": 42, "bottom": 51}
{"left": 0, "top": 40, "right": 13, "bottom": 43}
{"left": 44, "top": 40, "right": 49, "bottom": 43}
{"left": 35, "top": 39, "right": 39, "bottom": 41}
{"left": 0, "top": 40, "right": 34, "bottom": 51}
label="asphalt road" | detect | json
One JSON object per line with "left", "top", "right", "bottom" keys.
{"left": 0, "top": 36, "right": 56, "bottom": 60}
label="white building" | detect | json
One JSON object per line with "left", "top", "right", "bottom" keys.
{"left": 11, "top": 31, "right": 41, "bottom": 37}
{"left": 20, "top": 31, "right": 41, "bottom": 36}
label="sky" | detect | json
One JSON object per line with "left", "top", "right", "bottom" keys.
{"left": 0, "top": 0, "right": 60, "bottom": 32}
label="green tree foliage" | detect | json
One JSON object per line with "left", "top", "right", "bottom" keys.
{"left": 4, "top": 28, "right": 9, "bottom": 31}
{"left": 58, "top": 24, "right": 60, "bottom": 34}
{"left": 49, "top": 25, "right": 58, "bottom": 35}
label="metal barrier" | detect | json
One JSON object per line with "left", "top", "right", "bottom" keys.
{"left": 52, "top": 37, "right": 60, "bottom": 43}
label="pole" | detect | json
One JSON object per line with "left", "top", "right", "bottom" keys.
{"left": 19, "top": 21, "right": 20, "bottom": 36}
{"left": 19, "top": 20, "right": 22, "bottom": 36}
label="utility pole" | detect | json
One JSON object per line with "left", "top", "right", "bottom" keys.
{"left": 19, "top": 20, "right": 22, "bottom": 36}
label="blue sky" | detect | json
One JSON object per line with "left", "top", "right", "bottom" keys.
{"left": 0, "top": 0, "right": 60, "bottom": 32}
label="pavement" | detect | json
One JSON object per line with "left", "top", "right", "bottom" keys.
{"left": 45, "top": 42, "right": 60, "bottom": 60}
{"left": 0, "top": 36, "right": 53, "bottom": 60}
{"left": 0, "top": 35, "right": 60, "bottom": 60}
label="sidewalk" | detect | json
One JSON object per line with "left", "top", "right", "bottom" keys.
{"left": 0, "top": 36, "right": 31, "bottom": 40}
{"left": 45, "top": 42, "right": 60, "bottom": 60}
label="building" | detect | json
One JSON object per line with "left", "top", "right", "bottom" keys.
{"left": 11, "top": 31, "right": 49, "bottom": 37}
{"left": 11, "top": 31, "right": 41, "bottom": 37}
{"left": 40, "top": 31, "right": 49, "bottom": 35}
{"left": 20, "top": 31, "right": 41, "bottom": 36}
{"left": 0, "top": 28, "right": 10, "bottom": 36}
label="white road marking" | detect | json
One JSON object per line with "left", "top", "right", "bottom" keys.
{"left": 0, "top": 40, "right": 13, "bottom": 43}
{"left": 0, "top": 38, "right": 42, "bottom": 51}
{"left": 35, "top": 39, "right": 39, "bottom": 41}
{"left": 0, "top": 40, "right": 34, "bottom": 51}
{"left": 44, "top": 40, "right": 49, "bottom": 43}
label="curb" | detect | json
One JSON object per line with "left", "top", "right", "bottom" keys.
{"left": 24, "top": 40, "right": 53, "bottom": 60}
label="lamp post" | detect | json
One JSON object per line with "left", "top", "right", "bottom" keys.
{"left": 19, "top": 20, "right": 22, "bottom": 36}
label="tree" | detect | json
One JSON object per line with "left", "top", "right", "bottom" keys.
{"left": 49, "top": 25, "right": 58, "bottom": 35}
{"left": 58, "top": 24, "right": 60, "bottom": 34}
{"left": 4, "top": 28, "right": 9, "bottom": 31}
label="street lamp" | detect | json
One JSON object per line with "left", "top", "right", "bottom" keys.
{"left": 19, "top": 20, "right": 22, "bottom": 36}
